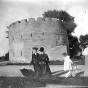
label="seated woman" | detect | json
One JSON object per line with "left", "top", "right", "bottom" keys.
{"left": 39, "top": 47, "right": 52, "bottom": 77}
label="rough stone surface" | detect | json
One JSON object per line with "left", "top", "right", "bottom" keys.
{"left": 83, "top": 56, "right": 88, "bottom": 76}
{"left": 8, "top": 17, "right": 68, "bottom": 63}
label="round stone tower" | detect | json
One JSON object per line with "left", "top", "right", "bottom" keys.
{"left": 8, "top": 17, "right": 68, "bottom": 63}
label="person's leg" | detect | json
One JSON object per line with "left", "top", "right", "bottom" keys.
{"left": 33, "top": 64, "right": 40, "bottom": 79}
{"left": 39, "top": 64, "right": 43, "bottom": 76}
{"left": 42, "top": 64, "right": 46, "bottom": 76}
{"left": 46, "top": 64, "right": 52, "bottom": 76}
{"left": 34, "top": 64, "right": 37, "bottom": 76}
{"left": 65, "top": 70, "right": 72, "bottom": 77}
{"left": 36, "top": 64, "right": 40, "bottom": 77}
{"left": 33, "top": 64, "right": 36, "bottom": 72}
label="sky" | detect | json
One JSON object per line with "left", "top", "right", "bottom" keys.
{"left": 0, "top": 0, "right": 88, "bottom": 56}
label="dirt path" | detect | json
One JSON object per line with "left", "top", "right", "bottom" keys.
{"left": 0, "top": 65, "right": 84, "bottom": 77}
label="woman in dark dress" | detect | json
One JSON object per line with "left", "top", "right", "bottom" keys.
{"left": 30, "top": 47, "right": 40, "bottom": 78}
{"left": 39, "top": 47, "right": 52, "bottom": 77}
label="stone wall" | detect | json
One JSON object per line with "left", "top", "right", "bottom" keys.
{"left": 8, "top": 17, "right": 68, "bottom": 63}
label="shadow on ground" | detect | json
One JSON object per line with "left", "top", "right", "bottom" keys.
{"left": 20, "top": 68, "right": 84, "bottom": 78}
{"left": 20, "top": 68, "right": 67, "bottom": 78}
{"left": 20, "top": 68, "right": 35, "bottom": 78}
{"left": 52, "top": 70, "right": 84, "bottom": 77}
{"left": 75, "top": 71, "right": 84, "bottom": 77}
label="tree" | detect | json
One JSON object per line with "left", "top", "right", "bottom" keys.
{"left": 79, "top": 34, "right": 88, "bottom": 49}
{"left": 43, "top": 10, "right": 77, "bottom": 33}
{"left": 43, "top": 10, "right": 78, "bottom": 58}
{"left": 5, "top": 52, "right": 9, "bottom": 61}
{"left": 43, "top": 10, "right": 59, "bottom": 19}
{"left": 68, "top": 34, "right": 80, "bottom": 58}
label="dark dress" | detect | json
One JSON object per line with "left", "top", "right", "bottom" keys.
{"left": 39, "top": 53, "right": 52, "bottom": 77}
{"left": 30, "top": 53, "right": 39, "bottom": 77}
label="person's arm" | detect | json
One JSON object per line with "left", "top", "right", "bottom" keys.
{"left": 67, "top": 56, "right": 73, "bottom": 64}
{"left": 46, "top": 54, "right": 50, "bottom": 64}
{"left": 37, "top": 53, "right": 40, "bottom": 63}
{"left": 30, "top": 54, "right": 33, "bottom": 65}
{"left": 38, "top": 54, "right": 42, "bottom": 64}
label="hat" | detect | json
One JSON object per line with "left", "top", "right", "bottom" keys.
{"left": 62, "top": 52, "right": 67, "bottom": 56}
{"left": 39, "top": 47, "right": 44, "bottom": 52}
{"left": 32, "top": 47, "right": 38, "bottom": 50}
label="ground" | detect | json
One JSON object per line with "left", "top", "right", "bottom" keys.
{"left": 1, "top": 77, "right": 88, "bottom": 88}
{"left": 0, "top": 61, "right": 87, "bottom": 88}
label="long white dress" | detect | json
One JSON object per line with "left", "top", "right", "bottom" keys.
{"left": 64, "top": 55, "right": 74, "bottom": 77}
{"left": 82, "top": 47, "right": 88, "bottom": 56}
{"left": 64, "top": 55, "right": 73, "bottom": 71}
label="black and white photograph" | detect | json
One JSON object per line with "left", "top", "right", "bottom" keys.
{"left": 0, "top": 0, "right": 88, "bottom": 88}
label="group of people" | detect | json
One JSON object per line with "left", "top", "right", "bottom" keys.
{"left": 30, "top": 47, "right": 52, "bottom": 79}
{"left": 30, "top": 47, "right": 77, "bottom": 78}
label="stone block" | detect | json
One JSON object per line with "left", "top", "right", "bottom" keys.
{"left": 52, "top": 18, "right": 57, "bottom": 21}
{"left": 46, "top": 45, "right": 67, "bottom": 61}
{"left": 44, "top": 17, "right": 51, "bottom": 21}
{"left": 37, "top": 17, "right": 43, "bottom": 21}
{"left": 29, "top": 18, "right": 35, "bottom": 23}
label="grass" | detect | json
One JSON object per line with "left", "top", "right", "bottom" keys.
{"left": 6, "top": 60, "right": 84, "bottom": 65}
{"left": 0, "top": 76, "right": 88, "bottom": 88}
{"left": 0, "top": 55, "right": 85, "bottom": 65}
{"left": 0, "top": 68, "right": 85, "bottom": 88}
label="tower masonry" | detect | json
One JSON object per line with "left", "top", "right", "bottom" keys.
{"left": 8, "top": 17, "right": 68, "bottom": 63}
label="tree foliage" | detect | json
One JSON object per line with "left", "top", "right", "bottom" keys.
{"left": 42, "top": 10, "right": 79, "bottom": 58}
{"left": 43, "top": 10, "right": 77, "bottom": 33}
{"left": 68, "top": 34, "right": 80, "bottom": 58}
{"left": 79, "top": 34, "right": 88, "bottom": 48}
{"left": 43, "top": 10, "right": 59, "bottom": 19}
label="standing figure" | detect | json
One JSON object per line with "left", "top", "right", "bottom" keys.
{"left": 30, "top": 47, "right": 39, "bottom": 78}
{"left": 62, "top": 52, "right": 74, "bottom": 77}
{"left": 39, "top": 47, "right": 52, "bottom": 77}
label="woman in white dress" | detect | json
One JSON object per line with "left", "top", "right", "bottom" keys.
{"left": 62, "top": 53, "right": 74, "bottom": 77}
